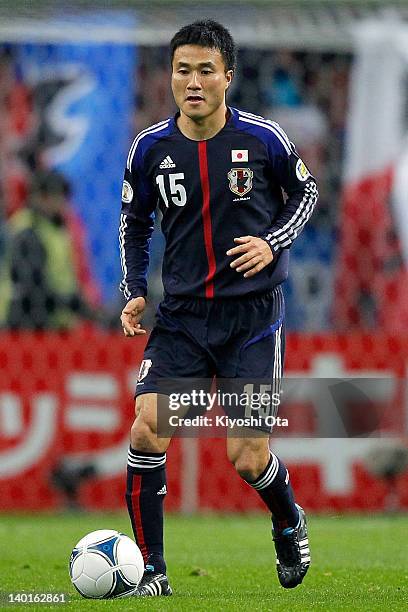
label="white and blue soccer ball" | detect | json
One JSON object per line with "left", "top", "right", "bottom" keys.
{"left": 69, "top": 530, "right": 144, "bottom": 599}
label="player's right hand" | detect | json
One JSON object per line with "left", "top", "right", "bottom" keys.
{"left": 120, "top": 297, "right": 147, "bottom": 337}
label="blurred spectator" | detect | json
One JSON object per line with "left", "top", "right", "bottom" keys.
{"left": 262, "top": 51, "right": 303, "bottom": 108}
{"left": 134, "top": 47, "right": 176, "bottom": 133}
{"left": 0, "top": 170, "right": 107, "bottom": 330}
{"left": 0, "top": 47, "right": 32, "bottom": 217}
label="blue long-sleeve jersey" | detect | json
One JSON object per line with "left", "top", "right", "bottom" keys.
{"left": 119, "top": 107, "right": 318, "bottom": 300}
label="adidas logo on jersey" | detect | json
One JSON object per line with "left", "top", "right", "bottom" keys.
{"left": 159, "top": 156, "right": 176, "bottom": 169}
{"left": 157, "top": 485, "right": 167, "bottom": 495}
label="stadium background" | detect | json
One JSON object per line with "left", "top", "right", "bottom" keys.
{"left": 0, "top": 0, "right": 407, "bottom": 517}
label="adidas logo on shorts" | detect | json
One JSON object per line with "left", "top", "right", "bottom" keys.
{"left": 156, "top": 485, "right": 167, "bottom": 495}
{"left": 159, "top": 156, "right": 176, "bottom": 169}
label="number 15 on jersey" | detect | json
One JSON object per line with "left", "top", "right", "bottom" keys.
{"left": 156, "top": 173, "right": 187, "bottom": 207}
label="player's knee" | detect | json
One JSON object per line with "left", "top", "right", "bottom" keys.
{"left": 233, "top": 459, "right": 260, "bottom": 481}
{"left": 230, "top": 449, "right": 267, "bottom": 481}
{"left": 130, "top": 395, "right": 157, "bottom": 449}
{"left": 130, "top": 419, "right": 162, "bottom": 453}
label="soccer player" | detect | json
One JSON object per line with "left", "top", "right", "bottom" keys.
{"left": 119, "top": 20, "right": 317, "bottom": 596}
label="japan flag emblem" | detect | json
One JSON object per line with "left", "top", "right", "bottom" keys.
{"left": 231, "top": 149, "right": 248, "bottom": 162}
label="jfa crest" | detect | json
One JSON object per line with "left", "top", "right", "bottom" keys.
{"left": 228, "top": 168, "right": 253, "bottom": 197}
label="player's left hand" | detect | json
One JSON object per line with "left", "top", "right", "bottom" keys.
{"left": 226, "top": 235, "right": 273, "bottom": 278}
{"left": 120, "top": 297, "right": 147, "bottom": 337}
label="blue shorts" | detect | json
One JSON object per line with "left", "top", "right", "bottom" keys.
{"left": 135, "top": 286, "right": 285, "bottom": 430}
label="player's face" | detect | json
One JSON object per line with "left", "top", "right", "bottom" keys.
{"left": 171, "top": 45, "right": 233, "bottom": 121}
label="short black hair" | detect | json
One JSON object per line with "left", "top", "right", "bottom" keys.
{"left": 170, "top": 20, "right": 236, "bottom": 72}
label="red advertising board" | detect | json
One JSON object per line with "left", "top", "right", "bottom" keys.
{"left": 0, "top": 329, "right": 407, "bottom": 512}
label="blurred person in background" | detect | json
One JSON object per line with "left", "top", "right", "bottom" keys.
{"left": 0, "top": 46, "right": 32, "bottom": 217}
{"left": 134, "top": 47, "right": 176, "bottom": 134}
{"left": 0, "top": 170, "right": 106, "bottom": 330}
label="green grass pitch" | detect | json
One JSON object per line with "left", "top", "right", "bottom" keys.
{"left": 0, "top": 513, "right": 407, "bottom": 611}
